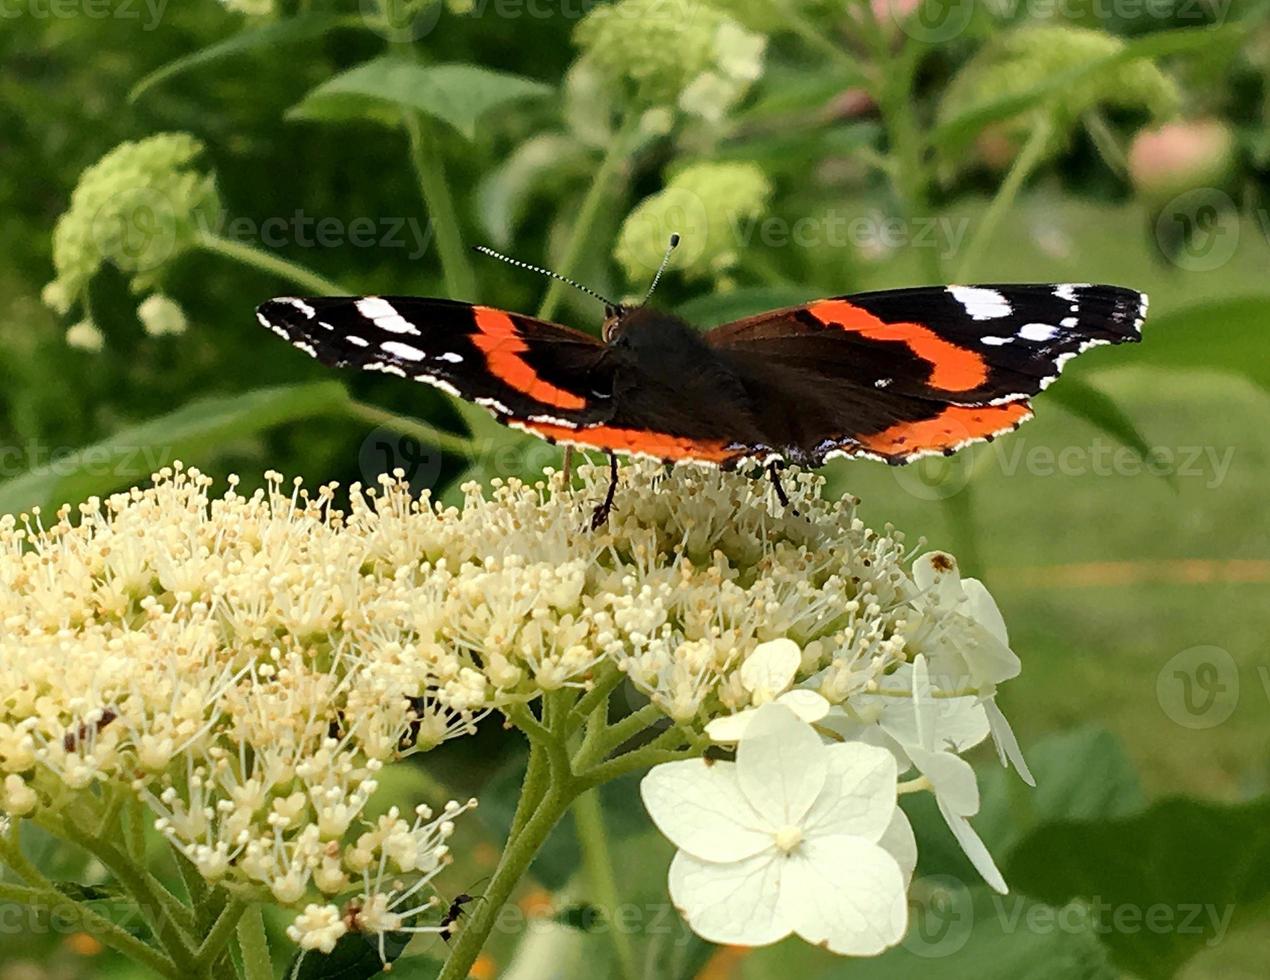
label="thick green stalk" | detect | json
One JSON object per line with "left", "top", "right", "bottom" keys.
{"left": 403, "top": 111, "right": 477, "bottom": 300}
{"left": 536, "top": 113, "right": 639, "bottom": 322}
{"left": 573, "top": 790, "right": 640, "bottom": 980}
{"left": 195, "top": 897, "right": 248, "bottom": 968}
{"left": 196, "top": 232, "right": 349, "bottom": 296}
{"left": 437, "top": 769, "right": 580, "bottom": 980}
{"left": 954, "top": 116, "right": 1054, "bottom": 282}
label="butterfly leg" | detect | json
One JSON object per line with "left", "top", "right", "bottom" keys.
{"left": 591, "top": 452, "right": 619, "bottom": 529}
{"left": 561, "top": 445, "right": 574, "bottom": 484}
{"left": 767, "top": 462, "right": 799, "bottom": 516}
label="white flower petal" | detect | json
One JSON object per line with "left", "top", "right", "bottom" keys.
{"left": 983, "top": 697, "right": 1036, "bottom": 787}
{"left": 878, "top": 809, "right": 917, "bottom": 885}
{"left": 879, "top": 695, "right": 990, "bottom": 754}
{"left": 803, "top": 742, "right": 897, "bottom": 843}
{"left": 704, "top": 707, "right": 759, "bottom": 743}
{"left": 906, "top": 745, "right": 979, "bottom": 818}
{"left": 911, "top": 654, "right": 935, "bottom": 752}
{"left": 962, "top": 577, "right": 1008, "bottom": 645}
{"left": 739, "top": 639, "right": 800, "bottom": 698}
{"left": 641, "top": 759, "right": 772, "bottom": 862}
{"left": 913, "top": 552, "right": 963, "bottom": 604}
{"left": 776, "top": 688, "right": 830, "bottom": 723}
{"left": 737, "top": 703, "right": 827, "bottom": 827}
{"left": 668, "top": 849, "right": 789, "bottom": 947}
{"left": 938, "top": 798, "right": 1008, "bottom": 895}
{"left": 779, "top": 836, "right": 907, "bottom": 955}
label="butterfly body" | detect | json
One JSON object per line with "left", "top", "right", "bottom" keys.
{"left": 257, "top": 283, "right": 1146, "bottom": 474}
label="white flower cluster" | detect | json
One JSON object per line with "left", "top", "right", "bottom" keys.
{"left": 0, "top": 459, "right": 1027, "bottom": 956}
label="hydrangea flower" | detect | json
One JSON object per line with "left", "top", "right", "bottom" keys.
{"left": 574, "top": 0, "right": 765, "bottom": 114}
{"left": 642, "top": 704, "right": 909, "bottom": 954}
{"left": 47, "top": 133, "right": 221, "bottom": 306}
{"left": 614, "top": 161, "right": 771, "bottom": 284}
{"left": 137, "top": 293, "right": 188, "bottom": 337}
{"left": 937, "top": 26, "right": 1180, "bottom": 170}
{"left": 705, "top": 639, "right": 830, "bottom": 741}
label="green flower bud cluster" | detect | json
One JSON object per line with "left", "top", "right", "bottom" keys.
{"left": 47, "top": 133, "right": 221, "bottom": 311}
{"left": 574, "top": 0, "right": 766, "bottom": 117}
{"left": 938, "top": 26, "right": 1180, "bottom": 167}
{"left": 614, "top": 161, "right": 771, "bottom": 286}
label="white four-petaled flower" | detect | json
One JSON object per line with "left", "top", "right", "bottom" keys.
{"left": 705, "top": 639, "right": 830, "bottom": 742}
{"left": 642, "top": 703, "right": 911, "bottom": 955}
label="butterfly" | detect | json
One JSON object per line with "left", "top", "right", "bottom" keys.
{"left": 257, "top": 244, "right": 1146, "bottom": 527}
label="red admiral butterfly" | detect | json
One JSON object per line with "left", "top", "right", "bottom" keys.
{"left": 257, "top": 240, "right": 1146, "bottom": 526}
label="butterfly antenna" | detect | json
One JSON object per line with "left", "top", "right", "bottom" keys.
{"left": 473, "top": 245, "right": 618, "bottom": 310}
{"left": 642, "top": 233, "right": 680, "bottom": 305}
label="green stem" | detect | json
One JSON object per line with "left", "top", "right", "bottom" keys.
{"left": 0, "top": 825, "right": 181, "bottom": 979}
{"left": 438, "top": 767, "right": 580, "bottom": 980}
{"left": 577, "top": 703, "right": 665, "bottom": 769}
{"left": 195, "top": 897, "right": 248, "bottom": 968}
{"left": 573, "top": 790, "right": 639, "bottom": 980}
{"left": 236, "top": 905, "right": 273, "bottom": 980}
{"left": 195, "top": 232, "right": 349, "bottom": 296}
{"left": 566, "top": 663, "right": 627, "bottom": 735}
{"left": 537, "top": 112, "right": 639, "bottom": 322}
{"left": 403, "top": 111, "right": 477, "bottom": 300}
{"left": 343, "top": 399, "right": 480, "bottom": 458}
{"left": 577, "top": 737, "right": 698, "bottom": 790}
{"left": 509, "top": 741, "right": 549, "bottom": 842}
{"left": 941, "top": 479, "right": 986, "bottom": 580}
{"left": 954, "top": 115, "right": 1054, "bottom": 282}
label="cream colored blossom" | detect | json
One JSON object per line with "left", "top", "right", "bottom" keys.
{"left": 0, "top": 458, "right": 1021, "bottom": 944}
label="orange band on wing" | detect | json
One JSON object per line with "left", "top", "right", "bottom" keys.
{"left": 471, "top": 307, "right": 588, "bottom": 411}
{"left": 807, "top": 299, "right": 988, "bottom": 393}
{"left": 859, "top": 402, "right": 1032, "bottom": 456}
{"left": 517, "top": 420, "right": 734, "bottom": 463}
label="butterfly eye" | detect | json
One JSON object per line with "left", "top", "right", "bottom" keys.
{"left": 602, "top": 308, "right": 625, "bottom": 344}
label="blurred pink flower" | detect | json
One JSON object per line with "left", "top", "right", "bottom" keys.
{"left": 1128, "top": 118, "right": 1236, "bottom": 199}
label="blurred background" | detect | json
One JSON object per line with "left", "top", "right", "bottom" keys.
{"left": 1, "top": 0, "right": 1268, "bottom": 977}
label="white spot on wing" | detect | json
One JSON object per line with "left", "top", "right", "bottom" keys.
{"left": 436, "top": 352, "right": 464, "bottom": 364}
{"left": 1060, "top": 317, "right": 1079, "bottom": 328}
{"left": 381, "top": 341, "right": 427, "bottom": 361}
{"left": 874, "top": 378, "right": 892, "bottom": 388}
{"left": 981, "top": 336, "right": 1012, "bottom": 346}
{"left": 1018, "top": 322, "right": 1059, "bottom": 342}
{"left": 949, "top": 286, "right": 1011, "bottom": 320}
{"left": 283, "top": 298, "right": 316, "bottom": 318}
{"left": 348, "top": 335, "right": 369, "bottom": 347}
{"left": 355, "top": 296, "right": 419, "bottom": 335}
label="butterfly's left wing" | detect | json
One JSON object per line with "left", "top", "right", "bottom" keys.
{"left": 257, "top": 296, "right": 615, "bottom": 426}
{"left": 704, "top": 283, "right": 1146, "bottom": 464}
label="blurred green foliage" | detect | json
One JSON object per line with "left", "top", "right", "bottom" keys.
{"left": 2, "top": 0, "right": 1269, "bottom": 977}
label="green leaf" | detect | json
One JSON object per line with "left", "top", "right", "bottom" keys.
{"left": 1139, "top": 296, "right": 1270, "bottom": 393}
{"left": 288, "top": 58, "right": 552, "bottom": 139}
{"left": 129, "top": 15, "right": 353, "bottom": 103}
{"left": 1042, "top": 376, "right": 1174, "bottom": 488}
{"left": 904, "top": 726, "right": 1144, "bottom": 886}
{"left": 0, "top": 382, "right": 350, "bottom": 516}
{"left": 932, "top": 24, "right": 1245, "bottom": 153}
{"left": 1007, "top": 796, "right": 1270, "bottom": 979}
{"left": 286, "top": 933, "right": 440, "bottom": 980}
{"left": 475, "top": 134, "right": 592, "bottom": 248}
{"left": 744, "top": 888, "right": 1116, "bottom": 980}
{"left": 676, "top": 286, "right": 815, "bottom": 329}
